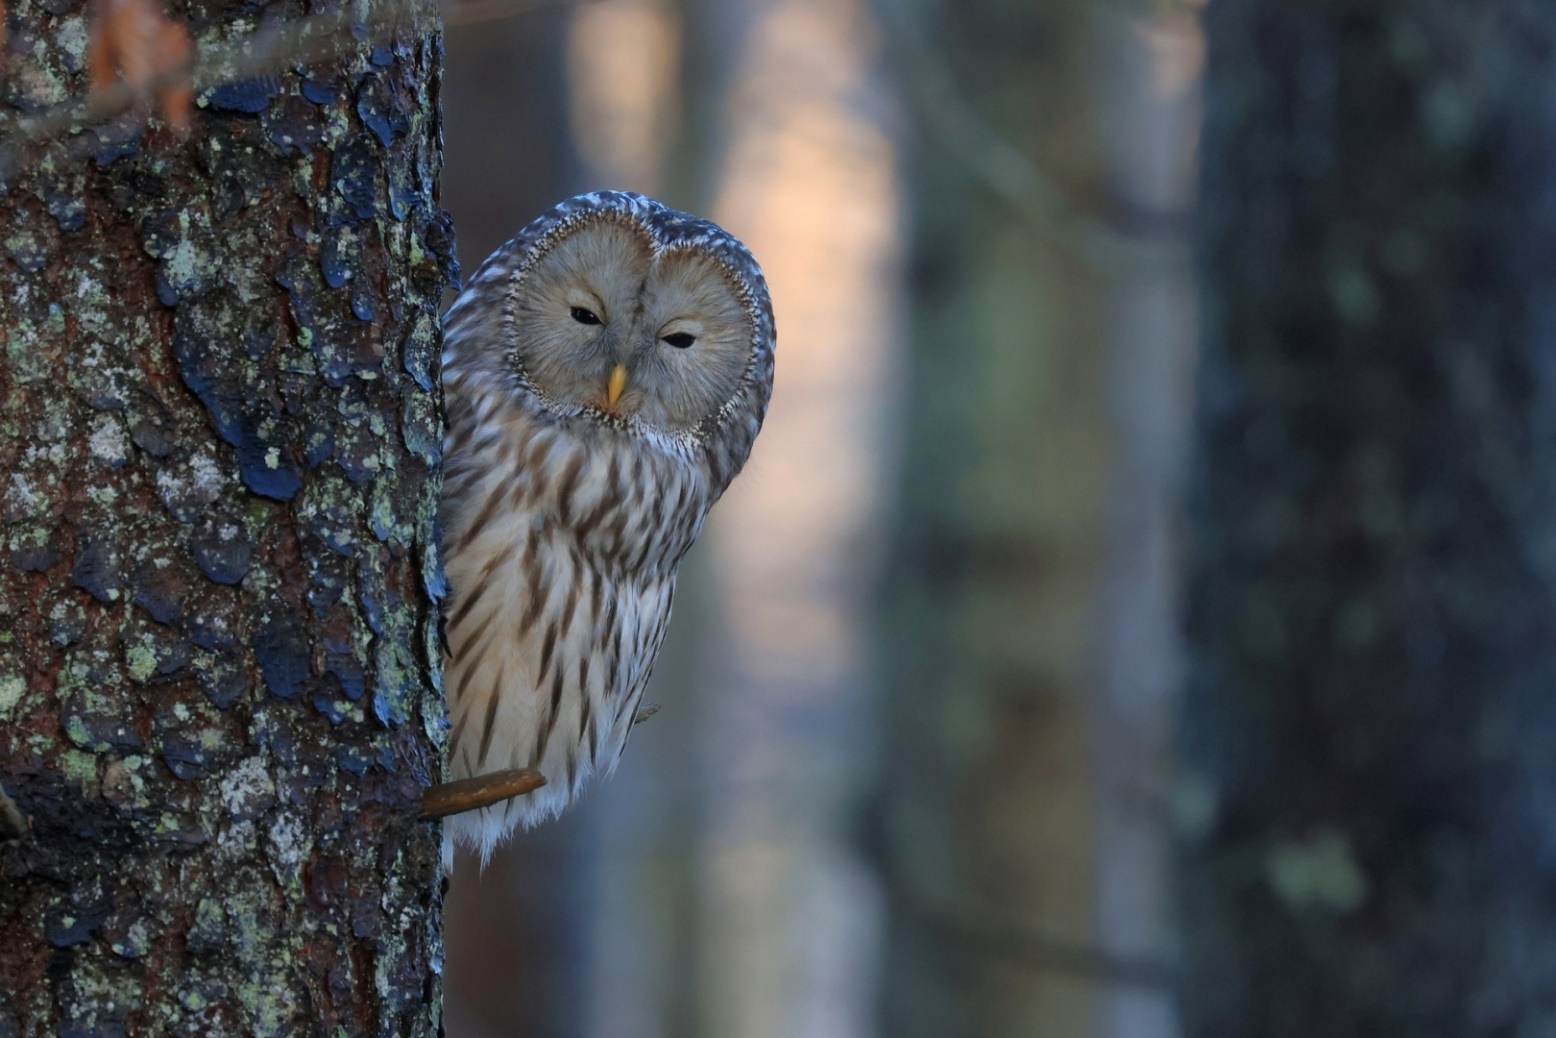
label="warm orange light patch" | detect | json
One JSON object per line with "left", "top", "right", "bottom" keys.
{"left": 86, "top": 0, "right": 194, "bottom": 132}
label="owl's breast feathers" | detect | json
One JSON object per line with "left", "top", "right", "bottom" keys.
{"left": 434, "top": 190, "right": 773, "bottom": 866}
{"left": 439, "top": 384, "right": 712, "bottom": 862}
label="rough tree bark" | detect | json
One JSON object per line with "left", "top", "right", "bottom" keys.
{"left": 0, "top": 2, "right": 454, "bottom": 1034}
{"left": 1180, "top": 1, "right": 1556, "bottom": 1034}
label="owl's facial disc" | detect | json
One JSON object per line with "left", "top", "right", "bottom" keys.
{"left": 509, "top": 219, "right": 755, "bottom": 435}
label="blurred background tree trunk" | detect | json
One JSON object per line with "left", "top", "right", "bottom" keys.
{"left": 877, "top": 1, "right": 1196, "bottom": 1035}
{"left": 443, "top": 0, "right": 902, "bottom": 1034}
{"left": 0, "top": 4, "right": 450, "bottom": 1034}
{"left": 1089, "top": 9, "right": 1201, "bottom": 1038}
{"left": 1179, "top": 1, "right": 1556, "bottom": 1034}
{"left": 436, "top": 9, "right": 584, "bottom": 1038}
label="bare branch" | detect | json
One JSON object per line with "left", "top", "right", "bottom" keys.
{"left": 418, "top": 767, "right": 547, "bottom": 820}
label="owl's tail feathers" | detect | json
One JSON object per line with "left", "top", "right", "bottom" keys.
{"left": 442, "top": 807, "right": 510, "bottom": 871}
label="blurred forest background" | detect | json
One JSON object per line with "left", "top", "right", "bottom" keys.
{"left": 440, "top": 0, "right": 1197, "bottom": 1035}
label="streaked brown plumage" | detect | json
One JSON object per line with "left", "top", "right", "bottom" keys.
{"left": 439, "top": 192, "right": 775, "bottom": 864}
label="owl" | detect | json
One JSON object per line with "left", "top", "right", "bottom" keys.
{"left": 438, "top": 191, "right": 775, "bottom": 864}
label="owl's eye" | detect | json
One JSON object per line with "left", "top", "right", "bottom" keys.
{"left": 662, "top": 332, "right": 696, "bottom": 349}
{"left": 571, "top": 307, "right": 602, "bottom": 325}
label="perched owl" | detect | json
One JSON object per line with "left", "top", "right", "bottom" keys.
{"left": 439, "top": 191, "right": 775, "bottom": 864}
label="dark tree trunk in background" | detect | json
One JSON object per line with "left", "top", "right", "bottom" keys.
{"left": 0, "top": 3, "right": 453, "bottom": 1034}
{"left": 1180, "top": 2, "right": 1556, "bottom": 1034}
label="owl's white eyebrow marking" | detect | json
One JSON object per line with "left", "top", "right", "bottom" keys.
{"left": 569, "top": 290, "right": 608, "bottom": 317}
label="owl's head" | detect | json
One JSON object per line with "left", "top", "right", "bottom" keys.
{"left": 445, "top": 192, "right": 775, "bottom": 483}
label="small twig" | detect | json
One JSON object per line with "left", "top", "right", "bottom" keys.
{"left": 632, "top": 703, "right": 660, "bottom": 725}
{"left": 0, "top": 783, "right": 27, "bottom": 841}
{"left": 418, "top": 767, "right": 545, "bottom": 820}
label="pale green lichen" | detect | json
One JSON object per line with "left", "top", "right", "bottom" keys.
{"left": 125, "top": 643, "right": 159, "bottom": 683}
{"left": 1326, "top": 259, "right": 1380, "bottom": 329}
{"left": 111, "top": 917, "right": 152, "bottom": 960}
{"left": 1266, "top": 827, "right": 1369, "bottom": 915}
{"left": 217, "top": 756, "right": 275, "bottom": 821}
{"left": 265, "top": 811, "right": 311, "bottom": 890}
{"left": 1171, "top": 772, "right": 1219, "bottom": 841}
{"left": 4, "top": 472, "right": 45, "bottom": 520}
{"left": 56, "top": 15, "right": 90, "bottom": 65}
{"left": 0, "top": 673, "right": 24, "bottom": 716}
{"left": 59, "top": 749, "right": 100, "bottom": 785}
{"left": 241, "top": 965, "right": 300, "bottom": 1038}
{"left": 63, "top": 714, "right": 95, "bottom": 749}
{"left": 103, "top": 757, "right": 151, "bottom": 811}
{"left": 88, "top": 414, "right": 129, "bottom": 466}
{"left": 1423, "top": 77, "right": 1475, "bottom": 152}
{"left": 4, "top": 302, "right": 64, "bottom": 383}
{"left": 162, "top": 237, "right": 202, "bottom": 290}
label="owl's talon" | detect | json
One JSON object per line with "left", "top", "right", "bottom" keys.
{"left": 419, "top": 768, "right": 547, "bottom": 821}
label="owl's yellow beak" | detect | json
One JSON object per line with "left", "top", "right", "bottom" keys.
{"left": 607, "top": 364, "right": 629, "bottom": 407}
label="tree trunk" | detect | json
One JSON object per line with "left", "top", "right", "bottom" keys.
{"left": 1180, "top": 2, "right": 1556, "bottom": 1034}
{"left": 0, "top": 4, "right": 452, "bottom": 1035}
{"left": 878, "top": 1, "right": 1132, "bottom": 1034}
{"left": 1089, "top": 9, "right": 1200, "bottom": 1038}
